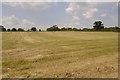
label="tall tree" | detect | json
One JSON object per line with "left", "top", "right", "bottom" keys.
{"left": 47, "top": 25, "right": 60, "bottom": 31}
{"left": 93, "top": 21, "right": 104, "bottom": 31}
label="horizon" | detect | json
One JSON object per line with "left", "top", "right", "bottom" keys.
{"left": 2, "top": 2, "right": 118, "bottom": 30}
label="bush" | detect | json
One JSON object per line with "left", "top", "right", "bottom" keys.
{"left": 31, "top": 27, "right": 37, "bottom": 31}
{"left": 11, "top": 28, "right": 17, "bottom": 31}
{"left": 39, "top": 29, "right": 41, "bottom": 31}
{"left": 18, "top": 28, "right": 24, "bottom": 31}
{"left": 7, "top": 29, "right": 11, "bottom": 31}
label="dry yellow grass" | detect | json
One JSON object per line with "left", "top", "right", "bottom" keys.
{"left": 2, "top": 32, "right": 118, "bottom": 78}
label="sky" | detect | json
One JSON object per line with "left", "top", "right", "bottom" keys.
{"left": 2, "top": 2, "right": 118, "bottom": 30}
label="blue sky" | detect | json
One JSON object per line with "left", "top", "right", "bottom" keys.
{"left": 2, "top": 2, "right": 118, "bottom": 30}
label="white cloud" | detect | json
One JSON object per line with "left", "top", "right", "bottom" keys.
{"left": 22, "top": 19, "right": 35, "bottom": 27}
{"left": 2, "top": 15, "right": 49, "bottom": 30}
{"left": 101, "top": 13, "right": 107, "bottom": 17}
{"left": 83, "top": 8, "right": 98, "bottom": 18}
{"left": 91, "top": 8, "right": 98, "bottom": 12}
{"left": 65, "top": 3, "right": 81, "bottom": 21}
{"left": 2, "top": 15, "right": 21, "bottom": 28}
{"left": 66, "top": 3, "right": 80, "bottom": 14}
{"left": 66, "top": 2, "right": 98, "bottom": 20}
{"left": 65, "top": 2, "right": 99, "bottom": 28}
{"left": 73, "top": 15, "right": 80, "bottom": 20}
{"left": 3, "top": 2, "right": 53, "bottom": 10}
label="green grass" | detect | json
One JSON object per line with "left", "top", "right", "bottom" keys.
{"left": 2, "top": 32, "right": 118, "bottom": 78}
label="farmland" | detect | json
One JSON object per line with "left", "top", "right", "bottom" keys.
{"left": 2, "top": 32, "right": 118, "bottom": 78}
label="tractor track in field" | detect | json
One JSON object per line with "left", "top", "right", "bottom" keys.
{"left": 19, "top": 32, "right": 34, "bottom": 43}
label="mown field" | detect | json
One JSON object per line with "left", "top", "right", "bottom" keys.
{"left": 2, "top": 32, "right": 118, "bottom": 78}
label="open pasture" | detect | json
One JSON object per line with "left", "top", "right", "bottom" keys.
{"left": 2, "top": 32, "right": 118, "bottom": 78}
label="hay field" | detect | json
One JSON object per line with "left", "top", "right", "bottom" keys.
{"left": 2, "top": 32, "right": 118, "bottom": 78}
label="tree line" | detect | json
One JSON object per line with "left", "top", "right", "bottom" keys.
{"left": 0, "top": 21, "right": 120, "bottom": 32}
{"left": 0, "top": 26, "right": 41, "bottom": 32}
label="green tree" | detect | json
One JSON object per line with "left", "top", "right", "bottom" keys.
{"left": 18, "top": 28, "right": 24, "bottom": 31}
{"left": 60, "top": 27, "right": 66, "bottom": 31}
{"left": 31, "top": 27, "right": 37, "bottom": 31}
{"left": 7, "top": 29, "right": 11, "bottom": 31}
{"left": 93, "top": 21, "right": 104, "bottom": 31}
{"left": 47, "top": 25, "right": 60, "bottom": 31}
{"left": 27, "top": 29, "right": 30, "bottom": 32}
{"left": 0, "top": 26, "right": 6, "bottom": 32}
{"left": 39, "top": 29, "right": 41, "bottom": 31}
{"left": 2, "top": 27, "right": 6, "bottom": 32}
{"left": 67, "top": 28, "right": 72, "bottom": 31}
{"left": 11, "top": 28, "right": 17, "bottom": 31}
{"left": 73, "top": 28, "right": 79, "bottom": 31}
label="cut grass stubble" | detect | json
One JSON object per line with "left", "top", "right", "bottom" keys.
{"left": 2, "top": 32, "right": 118, "bottom": 78}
